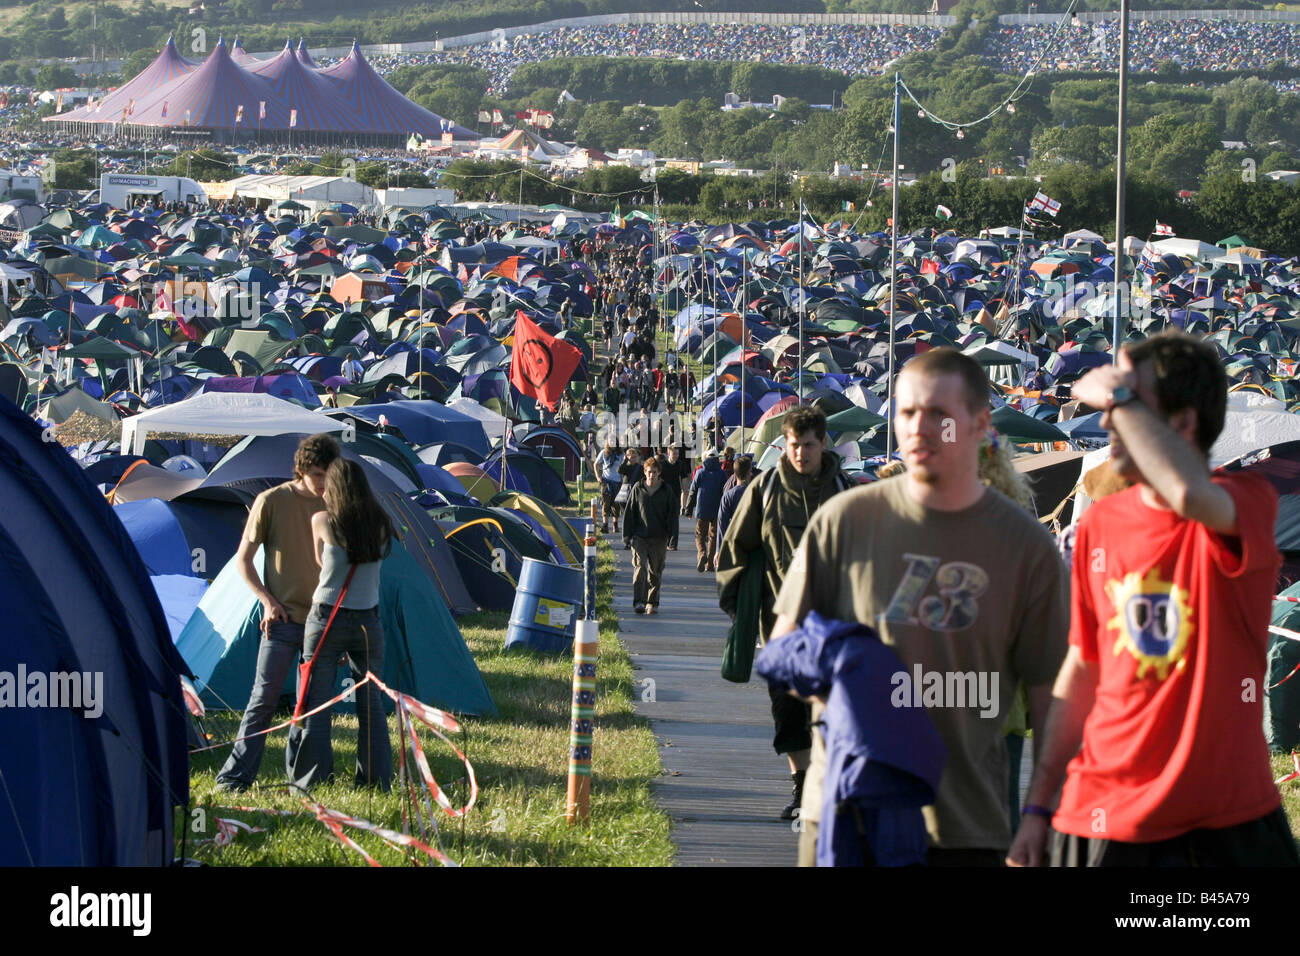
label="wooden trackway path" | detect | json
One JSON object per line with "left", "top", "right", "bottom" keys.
{"left": 612, "top": 520, "right": 798, "bottom": 866}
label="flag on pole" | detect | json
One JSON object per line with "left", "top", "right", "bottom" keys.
{"left": 610, "top": 202, "right": 625, "bottom": 229}
{"left": 492, "top": 109, "right": 504, "bottom": 124}
{"left": 509, "top": 309, "right": 583, "bottom": 410}
{"left": 289, "top": 109, "right": 298, "bottom": 128}
{"left": 1029, "top": 191, "right": 1061, "bottom": 217}
{"left": 235, "top": 104, "right": 245, "bottom": 123}
{"left": 1154, "top": 221, "right": 1175, "bottom": 236}
{"left": 259, "top": 100, "right": 266, "bottom": 120}
{"left": 935, "top": 204, "right": 953, "bottom": 221}
{"left": 55, "top": 93, "right": 63, "bottom": 113}
{"left": 842, "top": 200, "right": 855, "bottom": 212}
{"left": 160, "top": 100, "right": 168, "bottom": 118}
{"left": 127, "top": 97, "right": 135, "bottom": 116}
{"left": 478, "top": 109, "right": 492, "bottom": 123}
{"left": 183, "top": 109, "right": 191, "bottom": 126}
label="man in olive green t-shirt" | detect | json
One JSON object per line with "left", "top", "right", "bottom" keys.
{"left": 770, "top": 350, "right": 1068, "bottom": 865}
{"left": 215, "top": 434, "right": 341, "bottom": 792}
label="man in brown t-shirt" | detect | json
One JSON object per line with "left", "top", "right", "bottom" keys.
{"left": 770, "top": 349, "right": 1068, "bottom": 865}
{"left": 215, "top": 434, "right": 341, "bottom": 792}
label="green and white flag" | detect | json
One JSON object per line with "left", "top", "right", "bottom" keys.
{"left": 935, "top": 204, "right": 953, "bottom": 221}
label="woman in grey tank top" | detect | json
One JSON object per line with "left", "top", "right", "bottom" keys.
{"left": 286, "top": 458, "right": 394, "bottom": 791}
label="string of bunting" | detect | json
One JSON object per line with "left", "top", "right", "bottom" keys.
{"left": 902, "top": 0, "right": 1078, "bottom": 134}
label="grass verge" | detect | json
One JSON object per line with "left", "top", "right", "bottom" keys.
{"left": 183, "top": 535, "right": 674, "bottom": 866}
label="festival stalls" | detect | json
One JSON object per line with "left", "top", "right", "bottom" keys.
{"left": 121, "top": 390, "right": 347, "bottom": 456}
{"left": 0, "top": 396, "right": 190, "bottom": 865}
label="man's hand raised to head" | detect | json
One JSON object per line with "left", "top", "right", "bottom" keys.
{"left": 1070, "top": 363, "right": 1134, "bottom": 413}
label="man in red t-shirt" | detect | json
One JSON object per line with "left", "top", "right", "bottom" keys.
{"left": 1009, "top": 332, "right": 1298, "bottom": 867}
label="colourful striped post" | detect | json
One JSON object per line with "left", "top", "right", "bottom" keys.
{"left": 566, "top": 525, "right": 599, "bottom": 824}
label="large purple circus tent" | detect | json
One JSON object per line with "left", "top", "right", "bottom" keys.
{"left": 45, "top": 36, "right": 478, "bottom": 145}
{"left": 318, "top": 40, "right": 476, "bottom": 141}
{"left": 58, "top": 35, "right": 196, "bottom": 125}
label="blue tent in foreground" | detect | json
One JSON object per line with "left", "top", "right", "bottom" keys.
{"left": 0, "top": 395, "right": 190, "bottom": 865}
{"left": 176, "top": 544, "right": 496, "bottom": 716}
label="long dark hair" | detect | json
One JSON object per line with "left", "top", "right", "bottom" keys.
{"left": 324, "top": 459, "right": 393, "bottom": 565}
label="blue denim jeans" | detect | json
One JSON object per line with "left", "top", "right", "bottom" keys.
{"left": 216, "top": 620, "right": 304, "bottom": 790}
{"left": 285, "top": 604, "right": 391, "bottom": 791}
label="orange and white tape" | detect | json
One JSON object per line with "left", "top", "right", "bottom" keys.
{"left": 1275, "top": 753, "right": 1300, "bottom": 786}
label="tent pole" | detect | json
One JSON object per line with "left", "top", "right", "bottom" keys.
{"left": 739, "top": 251, "right": 746, "bottom": 455}
{"left": 886, "top": 71, "right": 900, "bottom": 459}
{"left": 798, "top": 192, "right": 804, "bottom": 404}
{"left": 1112, "top": 0, "right": 1130, "bottom": 359}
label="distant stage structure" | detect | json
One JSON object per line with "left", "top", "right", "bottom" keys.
{"left": 45, "top": 35, "right": 479, "bottom": 147}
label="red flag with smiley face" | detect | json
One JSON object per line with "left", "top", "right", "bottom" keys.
{"left": 509, "top": 309, "right": 582, "bottom": 411}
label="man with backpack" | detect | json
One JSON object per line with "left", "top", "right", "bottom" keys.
{"left": 716, "top": 405, "right": 854, "bottom": 820}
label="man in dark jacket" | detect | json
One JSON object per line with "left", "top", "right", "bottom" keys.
{"left": 716, "top": 405, "right": 852, "bottom": 819}
{"left": 714, "top": 455, "right": 754, "bottom": 565}
{"left": 623, "top": 455, "right": 678, "bottom": 614}
{"left": 687, "top": 450, "right": 728, "bottom": 573}
{"left": 659, "top": 443, "right": 689, "bottom": 551}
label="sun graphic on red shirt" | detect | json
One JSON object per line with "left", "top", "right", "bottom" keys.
{"left": 1105, "top": 568, "right": 1195, "bottom": 680}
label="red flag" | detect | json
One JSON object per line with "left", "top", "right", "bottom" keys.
{"left": 509, "top": 310, "right": 582, "bottom": 411}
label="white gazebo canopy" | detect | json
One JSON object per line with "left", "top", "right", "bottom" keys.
{"left": 121, "top": 391, "right": 347, "bottom": 456}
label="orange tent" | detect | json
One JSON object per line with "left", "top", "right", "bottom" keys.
{"left": 446, "top": 462, "right": 499, "bottom": 501}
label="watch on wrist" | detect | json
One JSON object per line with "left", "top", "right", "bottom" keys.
{"left": 1108, "top": 385, "right": 1138, "bottom": 410}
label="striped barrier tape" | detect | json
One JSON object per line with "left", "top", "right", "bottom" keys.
{"left": 189, "top": 672, "right": 379, "bottom": 754}
{"left": 305, "top": 800, "right": 457, "bottom": 867}
{"left": 194, "top": 672, "right": 477, "bottom": 865}
{"left": 370, "top": 672, "right": 478, "bottom": 818}
{"left": 1275, "top": 752, "right": 1300, "bottom": 786}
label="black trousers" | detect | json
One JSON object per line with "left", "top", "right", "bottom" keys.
{"left": 1050, "top": 807, "right": 1299, "bottom": 866}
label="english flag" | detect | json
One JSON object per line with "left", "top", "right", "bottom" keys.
{"left": 1154, "top": 221, "right": 1175, "bottom": 236}
{"left": 1029, "top": 191, "right": 1061, "bottom": 217}
{"left": 509, "top": 310, "right": 583, "bottom": 410}
{"left": 235, "top": 104, "right": 245, "bottom": 123}
{"left": 478, "top": 109, "right": 492, "bottom": 123}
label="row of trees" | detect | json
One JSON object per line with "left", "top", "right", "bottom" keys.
{"left": 427, "top": 158, "right": 1300, "bottom": 257}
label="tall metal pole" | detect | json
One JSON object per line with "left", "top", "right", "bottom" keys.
{"left": 739, "top": 251, "right": 746, "bottom": 456}
{"left": 1112, "top": 0, "right": 1130, "bottom": 358}
{"left": 886, "top": 72, "right": 901, "bottom": 459}
{"left": 798, "top": 193, "right": 805, "bottom": 403}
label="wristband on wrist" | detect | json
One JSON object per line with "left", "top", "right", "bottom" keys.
{"left": 1022, "top": 803, "right": 1054, "bottom": 821}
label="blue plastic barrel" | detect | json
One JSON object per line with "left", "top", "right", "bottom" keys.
{"left": 506, "top": 557, "right": 585, "bottom": 653}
